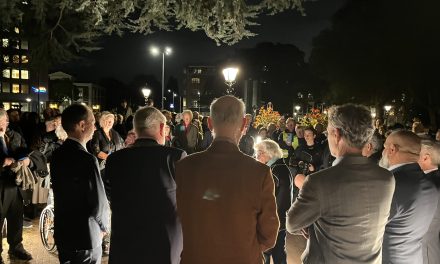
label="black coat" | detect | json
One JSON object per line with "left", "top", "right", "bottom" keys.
{"left": 106, "top": 138, "right": 186, "bottom": 264}
{"left": 90, "top": 128, "right": 125, "bottom": 164}
{"left": 270, "top": 158, "right": 292, "bottom": 229}
{"left": 383, "top": 163, "right": 438, "bottom": 264}
{"left": 50, "top": 139, "right": 109, "bottom": 250}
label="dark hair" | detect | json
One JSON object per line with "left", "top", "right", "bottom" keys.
{"left": 61, "top": 104, "right": 90, "bottom": 133}
{"left": 304, "top": 126, "right": 316, "bottom": 135}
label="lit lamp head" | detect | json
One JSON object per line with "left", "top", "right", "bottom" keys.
{"left": 150, "top": 46, "right": 160, "bottom": 56}
{"left": 222, "top": 67, "right": 239, "bottom": 94}
{"left": 25, "top": 98, "right": 31, "bottom": 102}
{"left": 295, "top": 105, "right": 301, "bottom": 112}
{"left": 384, "top": 105, "right": 392, "bottom": 112}
{"left": 165, "top": 47, "right": 172, "bottom": 55}
{"left": 142, "top": 88, "right": 151, "bottom": 98}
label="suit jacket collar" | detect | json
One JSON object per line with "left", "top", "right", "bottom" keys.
{"left": 133, "top": 138, "right": 160, "bottom": 147}
{"left": 65, "top": 138, "right": 87, "bottom": 152}
{"left": 391, "top": 162, "right": 421, "bottom": 174}
{"left": 207, "top": 139, "right": 240, "bottom": 153}
{"left": 337, "top": 155, "right": 371, "bottom": 165}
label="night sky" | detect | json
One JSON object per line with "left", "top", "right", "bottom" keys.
{"left": 57, "top": 0, "right": 346, "bottom": 84}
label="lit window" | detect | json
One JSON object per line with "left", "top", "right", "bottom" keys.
{"left": 21, "top": 84, "right": 29, "bottom": 93}
{"left": 191, "top": 78, "right": 200, "bottom": 84}
{"left": 2, "top": 39, "right": 8, "bottom": 48}
{"left": 12, "top": 55, "right": 19, "bottom": 64}
{"left": 21, "top": 40, "right": 28, "bottom": 50}
{"left": 197, "top": 69, "right": 202, "bottom": 74}
{"left": 1, "top": 82, "right": 11, "bottom": 93}
{"left": 21, "top": 70, "right": 29, "bottom": 79}
{"left": 3, "top": 55, "right": 9, "bottom": 63}
{"left": 2, "top": 69, "right": 10, "bottom": 78}
{"left": 2, "top": 103, "right": 10, "bottom": 110}
{"left": 14, "top": 27, "right": 19, "bottom": 34}
{"left": 12, "top": 84, "right": 20, "bottom": 93}
{"left": 11, "top": 69, "right": 19, "bottom": 79}
{"left": 21, "top": 55, "right": 28, "bottom": 64}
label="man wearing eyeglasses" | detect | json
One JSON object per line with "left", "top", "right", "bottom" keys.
{"left": 380, "top": 130, "right": 438, "bottom": 264}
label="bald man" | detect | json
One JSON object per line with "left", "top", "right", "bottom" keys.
{"left": 380, "top": 130, "right": 438, "bottom": 264}
{"left": 176, "top": 95, "right": 279, "bottom": 264}
{"left": 418, "top": 140, "right": 440, "bottom": 264}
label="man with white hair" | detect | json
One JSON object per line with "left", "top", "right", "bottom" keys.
{"left": 176, "top": 95, "right": 279, "bottom": 264}
{"left": 287, "top": 103, "right": 395, "bottom": 264}
{"left": 106, "top": 106, "right": 186, "bottom": 264}
{"left": 418, "top": 140, "right": 440, "bottom": 264}
{"left": 380, "top": 130, "right": 438, "bottom": 264}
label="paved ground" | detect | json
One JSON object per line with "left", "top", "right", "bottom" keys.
{"left": 1, "top": 219, "right": 306, "bottom": 264}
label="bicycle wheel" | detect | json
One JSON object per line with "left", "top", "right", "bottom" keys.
{"left": 39, "top": 206, "right": 57, "bottom": 253}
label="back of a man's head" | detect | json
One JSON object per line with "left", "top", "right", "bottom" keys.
{"left": 328, "top": 103, "right": 374, "bottom": 149}
{"left": 388, "top": 130, "right": 421, "bottom": 157}
{"left": 61, "top": 104, "right": 90, "bottom": 133}
{"left": 134, "top": 106, "right": 166, "bottom": 137}
{"left": 420, "top": 139, "right": 440, "bottom": 167}
{"left": 210, "top": 95, "right": 245, "bottom": 129}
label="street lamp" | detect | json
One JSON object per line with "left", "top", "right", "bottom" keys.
{"left": 384, "top": 105, "right": 392, "bottom": 112}
{"left": 141, "top": 88, "right": 151, "bottom": 106}
{"left": 197, "top": 91, "right": 201, "bottom": 113}
{"left": 172, "top": 93, "right": 177, "bottom": 110}
{"left": 295, "top": 105, "right": 301, "bottom": 112}
{"left": 222, "top": 67, "right": 239, "bottom": 94}
{"left": 150, "top": 45, "right": 172, "bottom": 109}
{"left": 384, "top": 105, "right": 392, "bottom": 126}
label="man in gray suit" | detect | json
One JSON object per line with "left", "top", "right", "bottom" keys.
{"left": 286, "top": 104, "right": 395, "bottom": 264}
{"left": 418, "top": 139, "right": 440, "bottom": 264}
{"left": 380, "top": 131, "right": 438, "bottom": 264}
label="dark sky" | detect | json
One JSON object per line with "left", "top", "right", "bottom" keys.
{"left": 58, "top": 0, "right": 346, "bottom": 83}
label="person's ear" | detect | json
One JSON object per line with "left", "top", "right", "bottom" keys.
{"left": 240, "top": 117, "right": 247, "bottom": 133}
{"left": 207, "top": 117, "right": 214, "bottom": 131}
{"left": 79, "top": 120, "right": 86, "bottom": 132}
{"left": 159, "top": 123, "right": 165, "bottom": 137}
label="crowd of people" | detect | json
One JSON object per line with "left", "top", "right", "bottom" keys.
{"left": 0, "top": 96, "right": 439, "bottom": 264}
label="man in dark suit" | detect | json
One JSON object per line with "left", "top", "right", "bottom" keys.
{"left": 106, "top": 106, "right": 186, "bottom": 264}
{"left": 286, "top": 104, "right": 395, "bottom": 264}
{"left": 380, "top": 130, "right": 438, "bottom": 264}
{"left": 0, "top": 109, "right": 33, "bottom": 263}
{"left": 176, "top": 95, "right": 279, "bottom": 264}
{"left": 51, "top": 104, "right": 109, "bottom": 264}
{"left": 417, "top": 139, "right": 440, "bottom": 264}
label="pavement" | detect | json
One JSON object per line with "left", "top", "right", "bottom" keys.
{"left": 1, "top": 219, "right": 306, "bottom": 264}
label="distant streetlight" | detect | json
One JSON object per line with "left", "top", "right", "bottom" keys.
{"left": 384, "top": 105, "right": 392, "bottom": 112}
{"left": 197, "top": 91, "right": 201, "bottom": 113}
{"left": 172, "top": 93, "right": 177, "bottom": 110}
{"left": 141, "top": 88, "right": 151, "bottom": 105}
{"left": 25, "top": 98, "right": 31, "bottom": 102}
{"left": 222, "top": 67, "right": 239, "bottom": 94}
{"left": 295, "top": 105, "right": 301, "bottom": 112}
{"left": 150, "top": 45, "right": 172, "bottom": 109}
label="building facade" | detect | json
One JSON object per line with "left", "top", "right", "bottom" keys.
{"left": 0, "top": 27, "right": 48, "bottom": 112}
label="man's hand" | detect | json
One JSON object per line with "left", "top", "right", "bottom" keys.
{"left": 301, "top": 228, "right": 310, "bottom": 239}
{"left": 3, "top": 157, "right": 14, "bottom": 167}
{"left": 294, "top": 174, "right": 306, "bottom": 189}
{"left": 20, "top": 157, "right": 30, "bottom": 167}
{"left": 308, "top": 164, "right": 315, "bottom": 172}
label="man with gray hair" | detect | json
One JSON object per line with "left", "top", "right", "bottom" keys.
{"left": 176, "top": 95, "right": 279, "bottom": 264}
{"left": 286, "top": 103, "right": 395, "bottom": 264}
{"left": 418, "top": 140, "right": 440, "bottom": 264}
{"left": 106, "top": 106, "right": 186, "bottom": 264}
{"left": 380, "top": 130, "right": 437, "bottom": 264}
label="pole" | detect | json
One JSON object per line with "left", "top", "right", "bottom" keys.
{"left": 161, "top": 52, "right": 165, "bottom": 110}
{"left": 172, "top": 94, "right": 175, "bottom": 109}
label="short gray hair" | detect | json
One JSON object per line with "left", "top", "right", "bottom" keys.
{"left": 328, "top": 104, "right": 374, "bottom": 149}
{"left": 254, "top": 139, "right": 283, "bottom": 160}
{"left": 369, "top": 132, "right": 383, "bottom": 153}
{"left": 134, "top": 107, "right": 166, "bottom": 135}
{"left": 421, "top": 139, "right": 440, "bottom": 166}
{"left": 210, "top": 95, "right": 245, "bottom": 127}
{"left": 182, "top": 110, "right": 193, "bottom": 120}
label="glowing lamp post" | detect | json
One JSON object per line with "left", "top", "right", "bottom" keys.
{"left": 222, "top": 67, "right": 239, "bottom": 94}
{"left": 384, "top": 105, "right": 392, "bottom": 125}
{"left": 150, "top": 46, "right": 172, "bottom": 109}
{"left": 141, "top": 88, "right": 151, "bottom": 106}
